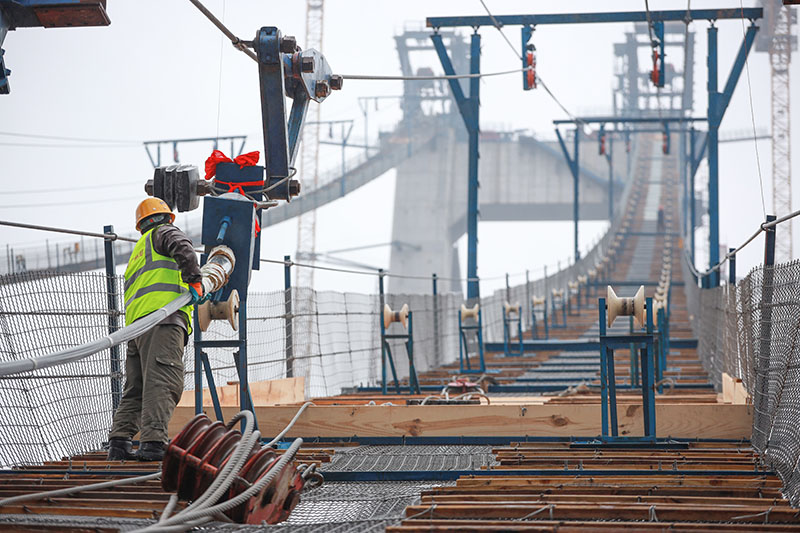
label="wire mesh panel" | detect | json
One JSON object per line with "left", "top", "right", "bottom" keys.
{"left": 684, "top": 258, "right": 800, "bottom": 506}
{"left": 0, "top": 271, "right": 123, "bottom": 468}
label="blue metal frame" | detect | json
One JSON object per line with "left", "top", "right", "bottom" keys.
{"left": 531, "top": 299, "right": 548, "bottom": 340}
{"left": 427, "top": 9, "right": 762, "bottom": 28}
{"left": 485, "top": 337, "right": 696, "bottom": 353}
{"left": 458, "top": 307, "right": 486, "bottom": 373}
{"left": 502, "top": 307, "right": 524, "bottom": 357}
{"left": 550, "top": 290, "right": 568, "bottom": 329}
{"left": 598, "top": 296, "right": 657, "bottom": 440}
{"left": 382, "top": 313, "right": 420, "bottom": 395}
{"left": 431, "top": 31, "right": 481, "bottom": 300}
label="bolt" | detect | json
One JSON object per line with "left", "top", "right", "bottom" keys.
{"left": 288, "top": 179, "right": 301, "bottom": 197}
{"left": 301, "top": 56, "right": 315, "bottom": 73}
{"left": 314, "top": 80, "right": 330, "bottom": 98}
{"left": 329, "top": 74, "right": 343, "bottom": 90}
{"left": 280, "top": 36, "right": 297, "bottom": 54}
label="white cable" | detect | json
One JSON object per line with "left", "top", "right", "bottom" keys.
{"left": 264, "top": 401, "right": 313, "bottom": 447}
{"left": 0, "top": 293, "right": 191, "bottom": 377}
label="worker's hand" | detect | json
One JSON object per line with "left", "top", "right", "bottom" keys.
{"left": 188, "top": 282, "right": 204, "bottom": 305}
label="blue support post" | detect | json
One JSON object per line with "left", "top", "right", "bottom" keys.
{"left": 607, "top": 135, "right": 613, "bottom": 220}
{"left": 556, "top": 127, "right": 581, "bottom": 262}
{"left": 642, "top": 298, "right": 656, "bottom": 438}
{"left": 284, "top": 255, "right": 293, "bottom": 378}
{"left": 193, "top": 312, "right": 203, "bottom": 415}
{"left": 431, "top": 31, "right": 482, "bottom": 300}
{"left": 706, "top": 22, "right": 759, "bottom": 287}
{"left": 103, "top": 225, "right": 122, "bottom": 412}
{"left": 432, "top": 273, "right": 440, "bottom": 367}
{"left": 707, "top": 25, "right": 720, "bottom": 287}
{"left": 599, "top": 298, "right": 610, "bottom": 437}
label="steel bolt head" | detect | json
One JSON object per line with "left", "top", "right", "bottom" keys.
{"left": 314, "top": 80, "right": 330, "bottom": 98}
{"left": 329, "top": 74, "right": 343, "bottom": 90}
{"left": 280, "top": 36, "right": 297, "bottom": 54}
{"left": 288, "top": 179, "right": 301, "bottom": 197}
{"left": 301, "top": 56, "right": 315, "bottom": 73}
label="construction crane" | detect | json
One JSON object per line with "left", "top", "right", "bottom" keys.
{"left": 295, "top": 0, "right": 324, "bottom": 289}
{"left": 758, "top": 0, "right": 796, "bottom": 262}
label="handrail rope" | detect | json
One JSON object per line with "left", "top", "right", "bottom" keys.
{"left": 0, "top": 220, "right": 138, "bottom": 243}
{"left": 684, "top": 208, "right": 800, "bottom": 279}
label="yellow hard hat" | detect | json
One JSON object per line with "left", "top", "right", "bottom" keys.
{"left": 135, "top": 198, "right": 175, "bottom": 231}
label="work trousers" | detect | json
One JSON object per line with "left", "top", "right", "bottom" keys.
{"left": 109, "top": 324, "right": 185, "bottom": 443}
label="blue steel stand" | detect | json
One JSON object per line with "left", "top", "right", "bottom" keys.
{"left": 458, "top": 307, "right": 486, "bottom": 373}
{"left": 503, "top": 308, "right": 523, "bottom": 357}
{"left": 551, "top": 291, "right": 567, "bottom": 329}
{"left": 382, "top": 312, "right": 420, "bottom": 395}
{"left": 598, "top": 296, "right": 656, "bottom": 441}
{"left": 378, "top": 272, "right": 400, "bottom": 394}
{"left": 531, "top": 301, "right": 548, "bottom": 340}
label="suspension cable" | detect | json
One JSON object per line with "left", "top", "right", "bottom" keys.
{"left": 187, "top": 0, "right": 258, "bottom": 62}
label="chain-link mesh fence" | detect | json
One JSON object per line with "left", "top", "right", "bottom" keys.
{"left": 684, "top": 256, "right": 800, "bottom": 506}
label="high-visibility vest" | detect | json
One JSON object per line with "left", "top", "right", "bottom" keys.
{"left": 124, "top": 225, "right": 193, "bottom": 333}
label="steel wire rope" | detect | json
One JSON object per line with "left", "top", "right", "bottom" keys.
{"left": 738, "top": 0, "right": 767, "bottom": 217}
{"left": 684, "top": 206, "right": 800, "bottom": 279}
{"left": 476, "top": 0, "right": 586, "bottom": 128}
{"left": 185, "top": 0, "right": 564, "bottom": 84}
{"left": 4, "top": 180, "right": 144, "bottom": 195}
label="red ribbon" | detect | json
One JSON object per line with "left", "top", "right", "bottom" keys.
{"left": 204, "top": 150, "right": 261, "bottom": 180}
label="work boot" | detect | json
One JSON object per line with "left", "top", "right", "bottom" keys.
{"left": 136, "top": 441, "right": 166, "bottom": 462}
{"left": 106, "top": 438, "right": 135, "bottom": 461}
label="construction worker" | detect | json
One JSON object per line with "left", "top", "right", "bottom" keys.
{"left": 107, "top": 198, "right": 204, "bottom": 461}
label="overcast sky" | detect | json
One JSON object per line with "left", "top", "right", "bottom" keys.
{"left": 1, "top": 0, "right": 796, "bottom": 295}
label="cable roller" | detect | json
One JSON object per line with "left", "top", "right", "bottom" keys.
{"left": 551, "top": 288, "right": 564, "bottom": 298}
{"left": 198, "top": 290, "right": 240, "bottom": 332}
{"left": 460, "top": 303, "right": 480, "bottom": 321}
{"left": 531, "top": 295, "right": 545, "bottom": 307}
{"left": 606, "top": 285, "right": 645, "bottom": 328}
{"left": 503, "top": 301, "right": 521, "bottom": 317}
{"left": 384, "top": 303, "right": 409, "bottom": 329}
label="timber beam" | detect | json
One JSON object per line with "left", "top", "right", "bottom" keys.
{"left": 169, "top": 403, "right": 752, "bottom": 440}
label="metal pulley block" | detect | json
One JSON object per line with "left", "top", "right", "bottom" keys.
{"left": 162, "top": 413, "right": 318, "bottom": 525}
{"left": 145, "top": 165, "right": 214, "bottom": 213}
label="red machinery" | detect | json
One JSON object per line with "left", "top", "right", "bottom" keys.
{"left": 161, "top": 414, "right": 320, "bottom": 524}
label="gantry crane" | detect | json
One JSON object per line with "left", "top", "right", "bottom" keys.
{"left": 758, "top": 0, "right": 796, "bottom": 262}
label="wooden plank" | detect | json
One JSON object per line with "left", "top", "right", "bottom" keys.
{"left": 177, "top": 377, "right": 305, "bottom": 407}
{"left": 733, "top": 379, "right": 750, "bottom": 405}
{"left": 722, "top": 372, "right": 735, "bottom": 403}
{"left": 168, "top": 403, "right": 753, "bottom": 439}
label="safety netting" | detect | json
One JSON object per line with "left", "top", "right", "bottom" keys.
{"left": 684, "top": 256, "right": 800, "bottom": 506}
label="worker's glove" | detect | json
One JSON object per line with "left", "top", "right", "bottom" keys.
{"left": 188, "top": 282, "right": 205, "bottom": 306}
